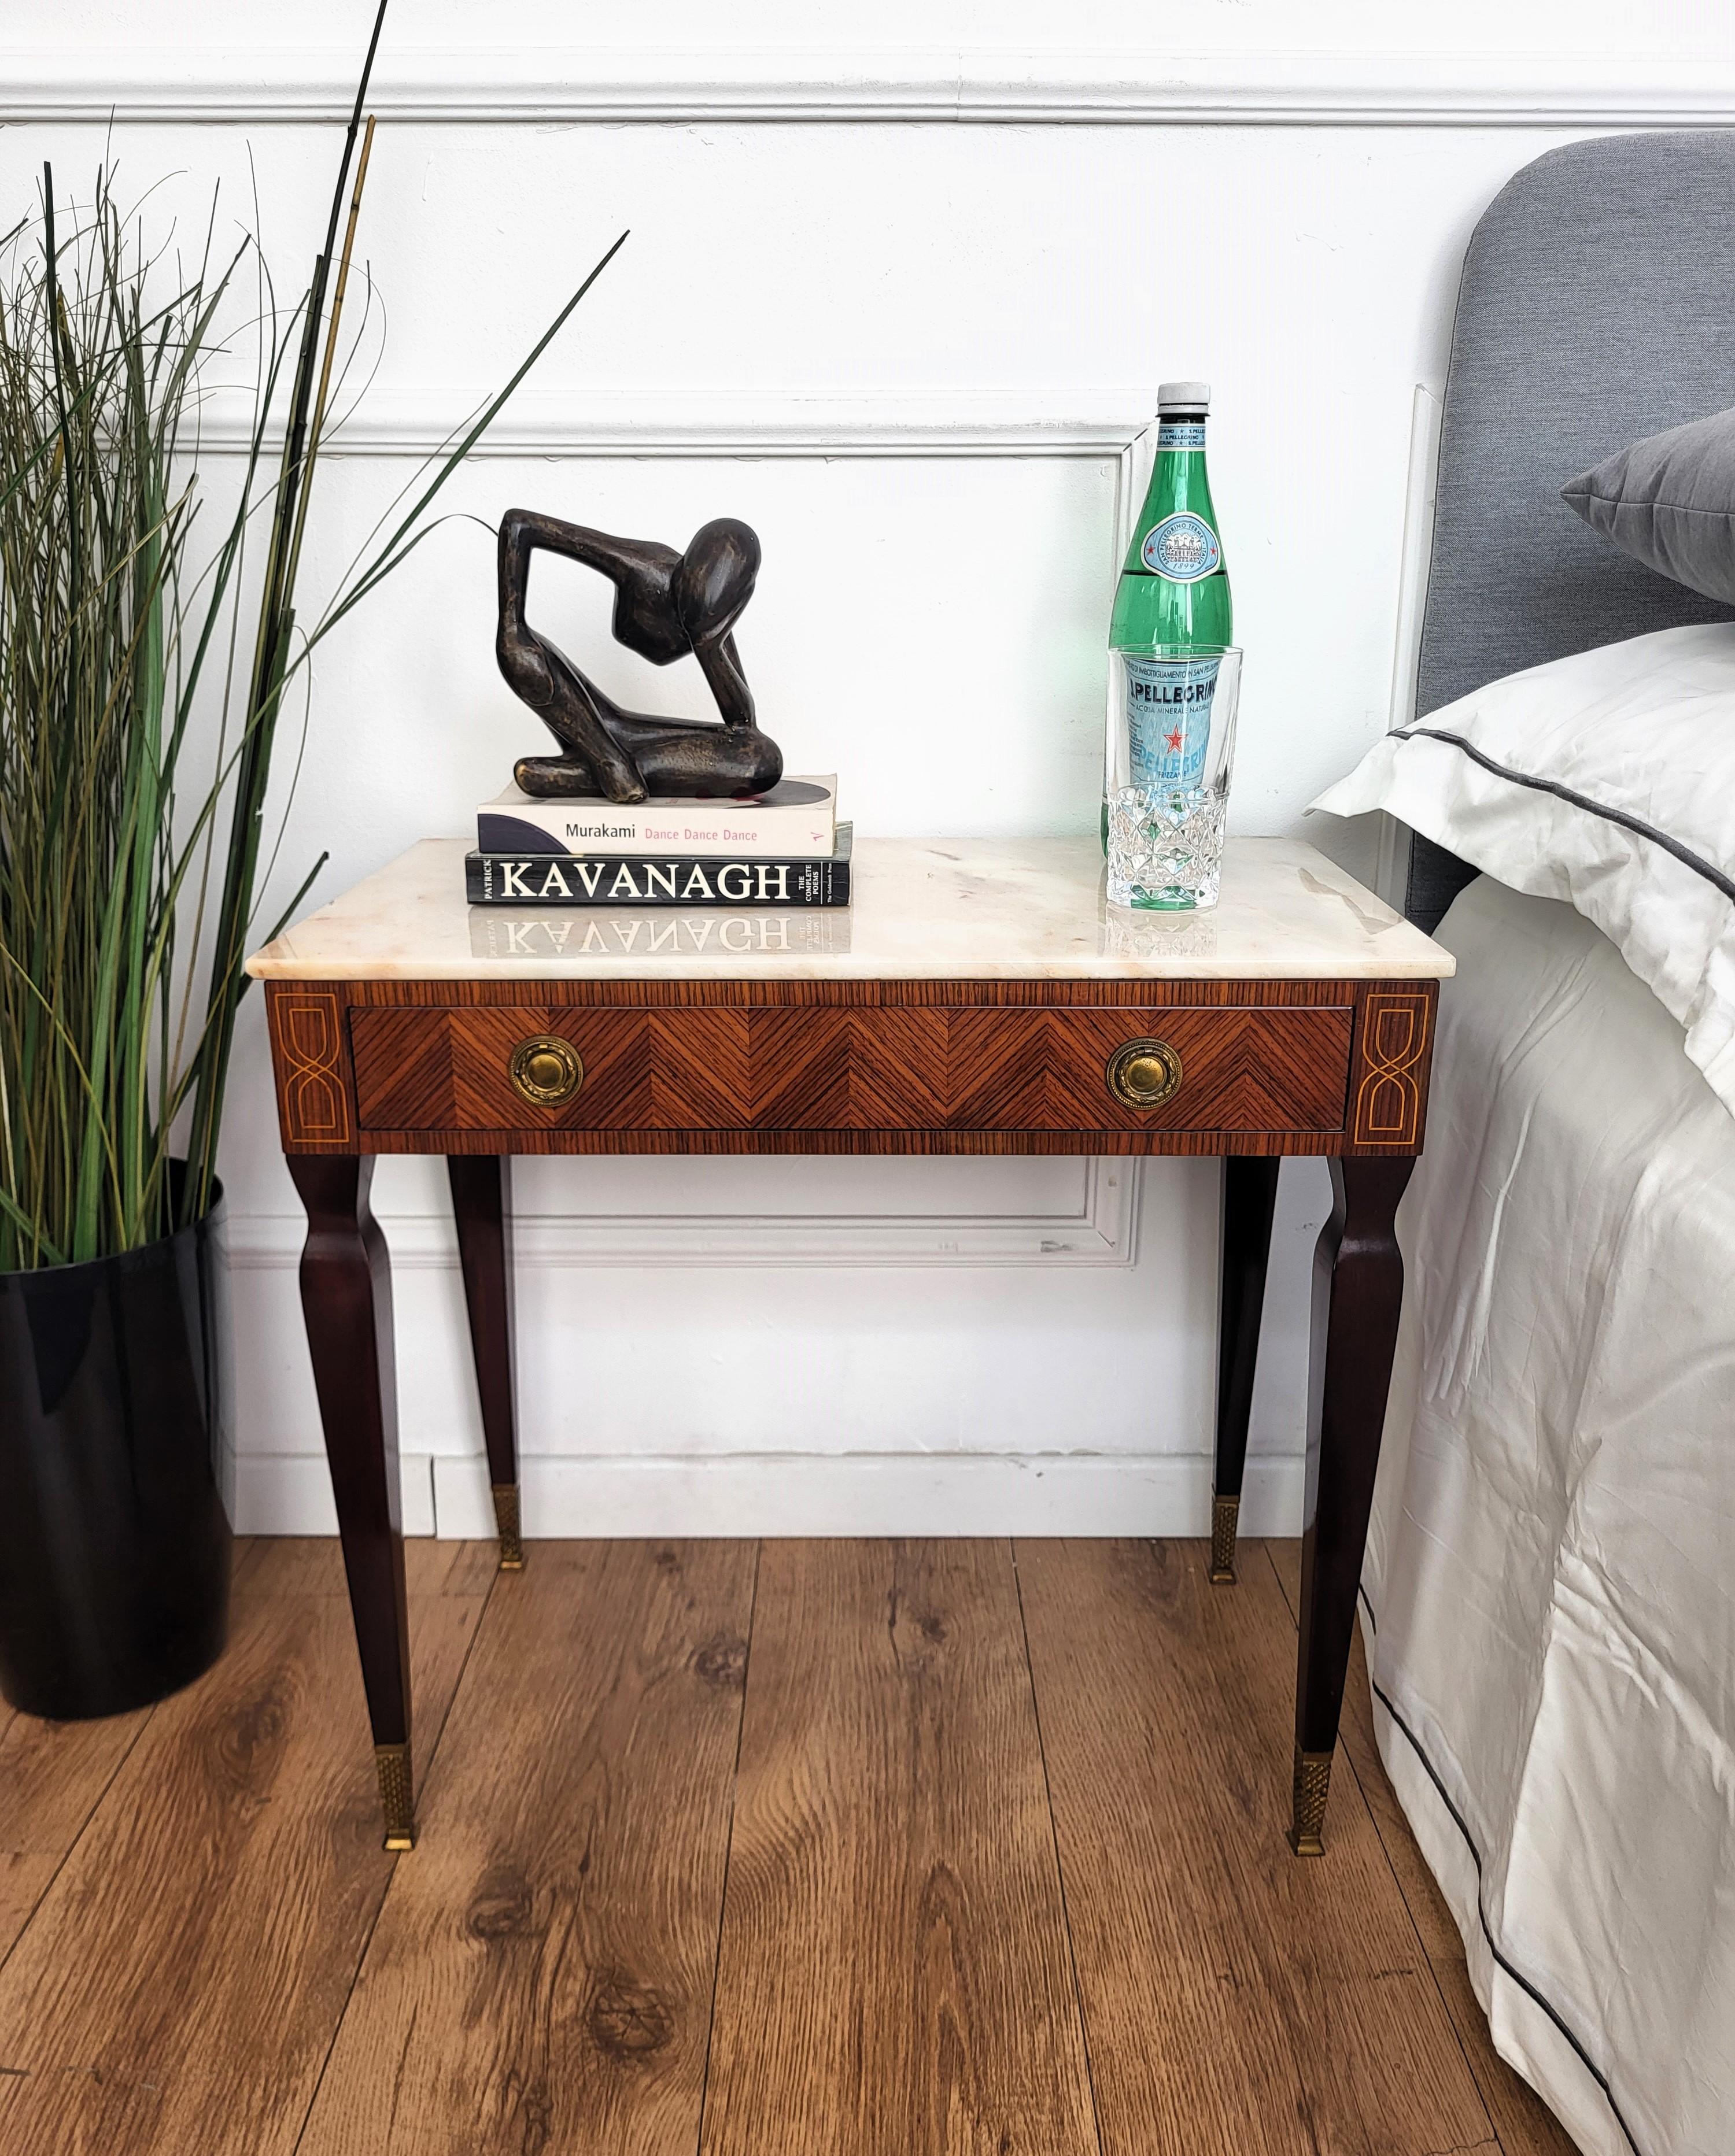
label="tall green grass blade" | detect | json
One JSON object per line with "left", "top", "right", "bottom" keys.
{"left": 3, "top": 7, "right": 628, "bottom": 1268}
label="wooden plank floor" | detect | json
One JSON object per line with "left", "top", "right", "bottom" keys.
{"left": 0, "top": 1538, "right": 1580, "bottom": 2156}
{"left": 702, "top": 1541, "right": 1095, "bottom": 2156}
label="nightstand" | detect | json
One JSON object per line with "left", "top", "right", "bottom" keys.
{"left": 248, "top": 834, "right": 1451, "bottom": 1854}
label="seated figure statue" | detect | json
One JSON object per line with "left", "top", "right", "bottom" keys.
{"left": 495, "top": 508, "right": 784, "bottom": 802}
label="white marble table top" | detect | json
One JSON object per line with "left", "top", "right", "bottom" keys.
{"left": 245, "top": 835, "right": 1453, "bottom": 983}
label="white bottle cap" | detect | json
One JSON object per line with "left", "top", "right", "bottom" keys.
{"left": 1157, "top": 380, "right": 1210, "bottom": 410}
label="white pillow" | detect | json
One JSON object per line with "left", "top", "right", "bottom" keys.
{"left": 1312, "top": 622, "right": 1735, "bottom": 1119}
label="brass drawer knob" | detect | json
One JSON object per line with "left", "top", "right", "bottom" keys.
{"left": 1106, "top": 1037, "right": 1183, "bottom": 1111}
{"left": 508, "top": 1034, "right": 584, "bottom": 1107}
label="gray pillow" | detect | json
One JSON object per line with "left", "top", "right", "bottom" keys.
{"left": 1562, "top": 406, "right": 1735, "bottom": 604}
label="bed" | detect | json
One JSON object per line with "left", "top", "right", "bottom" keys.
{"left": 1356, "top": 132, "right": 1735, "bottom": 2156}
{"left": 1365, "top": 880, "right": 1735, "bottom": 2155}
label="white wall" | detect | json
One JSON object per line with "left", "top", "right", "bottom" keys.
{"left": 7, "top": 5, "right": 1732, "bottom": 1535}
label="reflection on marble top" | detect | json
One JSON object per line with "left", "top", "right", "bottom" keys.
{"left": 244, "top": 836, "right": 1454, "bottom": 983}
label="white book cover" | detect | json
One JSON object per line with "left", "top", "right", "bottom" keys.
{"left": 475, "top": 776, "right": 837, "bottom": 859}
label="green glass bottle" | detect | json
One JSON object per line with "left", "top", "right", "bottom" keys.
{"left": 1105, "top": 382, "right": 1231, "bottom": 838}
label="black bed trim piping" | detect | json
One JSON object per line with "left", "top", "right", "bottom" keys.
{"left": 1393, "top": 724, "right": 1735, "bottom": 907}
{"left": 1356, "top": 1584, "right": 1644, "bottom": 2156}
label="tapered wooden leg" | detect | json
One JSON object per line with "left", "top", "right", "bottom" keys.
{"left": 446, "top": 1155, "right": 523, "bottom": 1571}
{"left": 1291, "top": 1155, "right": 1413, "bottom": 1855}
{"left": 287, "top": 1153, "right": 415, "bottom": 1851}
{"left": 1210, "top": 1156, "right": 1280, "bottom": 1584}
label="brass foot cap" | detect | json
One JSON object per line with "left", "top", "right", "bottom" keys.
{"left": 1288, "top": 1745, "right": 1333, "bottom": 1859}
{"left": 491, "top": 1482, "right": 526, "bottom": 1572}
{"left": 1208, "top": 1492, "right": 1241, "bottom": 1585}
{"left": 375, "top": 1741, "right": 416, "bottom": 1854}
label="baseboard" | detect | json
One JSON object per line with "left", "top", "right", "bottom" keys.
{"left": 234, "top": 1453, "right": 437, "bottom": 1537}
{"left": 429, "top": 1451, "right": 1306, "bottom": 1539}
{"left": 234, "top": 1448, "right": 1303, "bottom": 1540}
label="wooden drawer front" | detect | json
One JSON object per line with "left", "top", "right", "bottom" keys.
{"left": 350, "top": 1007, "right": 952, "bottom": 1133}
{"left": 944, "top": 1007, "right": 1352, "bottom": 1133}
{"left": 350, "top": 1008, "right": 739, "bottom": 1131}
{"left": 350, "top": 1002, "right": 1351, "bottom": 1137}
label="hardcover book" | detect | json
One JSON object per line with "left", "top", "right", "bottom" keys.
{"left": 477, "top": 775, "right": 837, "bottom": 859}
{"left": 465, "top": 826, "right": 852, "bottom": 908}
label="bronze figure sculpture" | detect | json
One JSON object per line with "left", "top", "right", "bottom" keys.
{"left": 496, "top": 509, "right": 784, "bottom": 801}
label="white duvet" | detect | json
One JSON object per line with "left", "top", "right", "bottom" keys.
{"left": 1365, "top": 875, "right": 1735, "bottom": 2156}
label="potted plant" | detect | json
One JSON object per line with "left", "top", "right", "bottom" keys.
{"left": 0, "top": 10, "right": 623, "bottom": 1718}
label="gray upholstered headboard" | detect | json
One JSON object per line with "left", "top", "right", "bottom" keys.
{"left": 1400, "top": 130, "right": 1735, "bottom": 930}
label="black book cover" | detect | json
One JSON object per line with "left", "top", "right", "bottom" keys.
{"left": 465, "top": 826, "right": 852, "bottom": 908}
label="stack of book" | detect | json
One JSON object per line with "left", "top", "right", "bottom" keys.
{"left": 464, "top": 776, "right": 851, "bottom": 909}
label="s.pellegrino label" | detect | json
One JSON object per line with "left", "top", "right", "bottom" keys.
{"left": 1124, "top": 654, "right": 1219, "bottom": 793}
{"left": 1109, "top": 395, "right": 1231, "bottom": 650}
{"left": 1140, "top": 511, "right": 1221, "bottom": 582}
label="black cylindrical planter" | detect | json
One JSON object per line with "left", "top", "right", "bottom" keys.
{"left": 0, "top": 1174, "right": 233, "bottom": 1718}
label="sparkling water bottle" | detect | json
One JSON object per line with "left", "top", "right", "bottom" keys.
{"left": 1107, "top": 382, "right": 1232, "bottom": 812}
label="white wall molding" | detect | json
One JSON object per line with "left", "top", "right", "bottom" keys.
{"left": 192, "top": 391, "right": 1153, "bottom": 461}
{"left": 194, "top": 387, "right": 1149, "bottom": 598}
{"left": 226, "top": 1157, "right": 1142, "bottom": 1271}
{"left": 1375, "top": 382, "right": 1444, "bottom": 908}
{"left": 1386, "top": 384, "right": 1445, "bottom": 737}
{"left": 8, "top": 48, "right": 1735, "bottom": 128}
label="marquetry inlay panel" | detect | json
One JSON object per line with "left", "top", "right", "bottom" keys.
{"left": 1349, "top": 989, "right": 1434, "bottom": 1149}
{"left": 267, "top": 986, "right": 355, "bottom": 1147}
